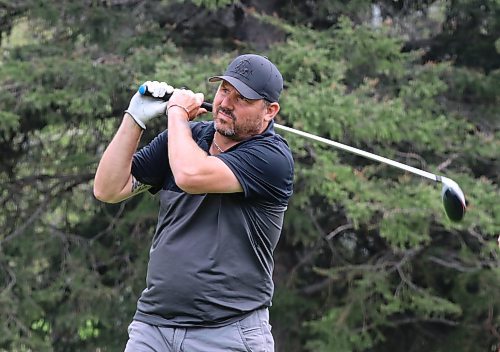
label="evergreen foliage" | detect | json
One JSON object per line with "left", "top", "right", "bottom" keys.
{"left": 0, "top": 1, "right": 498, "bottom": 351}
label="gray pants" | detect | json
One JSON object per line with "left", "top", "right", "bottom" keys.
{"left": 124, "top": 308, "right": 274, "bottom": 352}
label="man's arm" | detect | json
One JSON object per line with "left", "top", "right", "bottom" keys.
{"left": 166, "top": 91, "right": 243, "bottom": 194}
{"left": 168, "top": 110, "right": 243, "bottom": 194}
{"left": 94, "top": 82, "right": 170, "bottom": 203}
{"left": 94, "top": 114, "right": 151, "bottom": 203}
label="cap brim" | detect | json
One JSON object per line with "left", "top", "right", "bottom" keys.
{"left": 208, "top": 75, "right": 263, "bottom": 100}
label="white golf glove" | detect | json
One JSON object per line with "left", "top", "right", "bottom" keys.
{"left": 125, "top": 81, "right": 174, "bottom": 129}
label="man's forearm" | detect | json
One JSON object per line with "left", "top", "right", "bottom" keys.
{"left": 94, "top": 113, "right": 143, "bottom": 201}
{"left": 167, "top": 108, "right": 209, "bottom": 190}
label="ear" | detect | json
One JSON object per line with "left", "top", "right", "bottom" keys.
{"left": 264, "top": 102, "right": 280, "bottom": 122}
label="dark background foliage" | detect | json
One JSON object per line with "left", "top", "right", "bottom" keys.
{"left": 0, "top": 1, "right": 498, "bottom": 351}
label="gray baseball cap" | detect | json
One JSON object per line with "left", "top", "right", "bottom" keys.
{"left": 209, "top": 54, "right": 283, "bottom": 102}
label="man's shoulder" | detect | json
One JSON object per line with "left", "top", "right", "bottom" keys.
{"left": 243, "top": 132, "right": 293, "bottom": 161}
{"left": 190, "top": 121, "right": 215, "bottom": 138}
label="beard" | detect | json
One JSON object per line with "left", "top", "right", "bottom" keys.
{"left": 214, "top": 106, "right": 236, "bottom": 137}
{"left": 213, "top": 106, "right": 264, "bottom": 141}
{"left": 215, "top": 122, "right": 236, "bottom": 138}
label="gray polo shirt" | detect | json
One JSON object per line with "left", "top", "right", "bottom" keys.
{"left": 131, "top": 121, "right": 294, "bottom": 327}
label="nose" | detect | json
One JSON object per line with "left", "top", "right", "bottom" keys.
{"left": 220, "top": 95, "right": 233, "bottom": 110}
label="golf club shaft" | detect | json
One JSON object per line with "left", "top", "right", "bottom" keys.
{"left": 138, "top": 87, "right": 441, "bottom": 183}
{"left": 273, "top": 124, "right": 441, "bottom": 183}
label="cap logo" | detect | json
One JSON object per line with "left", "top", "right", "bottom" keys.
{"left": 231, "top": 59, "right": 253, "bottom": 79}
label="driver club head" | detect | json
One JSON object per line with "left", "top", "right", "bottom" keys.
{"left": 440, "top": 177, "right": 466, "bottom": 222}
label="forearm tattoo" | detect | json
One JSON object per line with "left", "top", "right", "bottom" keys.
{"left": 131, "top": 176, "right": 151, "bottom": 194}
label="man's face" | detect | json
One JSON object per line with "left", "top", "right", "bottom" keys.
{"left": 212, "top": 81, "right": 276, "bottom": 141}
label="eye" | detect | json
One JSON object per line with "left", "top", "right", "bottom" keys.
{"left": 238, "top": 95, "right": 251, "bottom": 103}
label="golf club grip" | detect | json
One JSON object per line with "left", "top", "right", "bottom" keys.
{"left": 138, "top": 84, "right": 213, "bottom": 112}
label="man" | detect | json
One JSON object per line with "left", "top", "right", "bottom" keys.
{"left": 94, "top": 54, "right": 294, "bottom": 351}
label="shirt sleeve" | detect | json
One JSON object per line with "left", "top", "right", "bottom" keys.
{"left": 216, "top": 137, "right": 294, "bottom": 205}
{"left": 131, "top": 130, "right": 171, "bottom": 194}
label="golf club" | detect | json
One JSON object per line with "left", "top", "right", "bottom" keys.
{"left": 272, "top": 124, "right": 466, "bottom": 222}
{"left": 138, "top": 84, "right": 467, "bottom": 222}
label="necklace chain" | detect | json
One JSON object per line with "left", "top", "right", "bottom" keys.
{"left": 213, "top": 139, "right": 225, "bottom": 153}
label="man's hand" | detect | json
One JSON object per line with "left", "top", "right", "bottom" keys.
{"left": 125, "top": 81, "right": 173, "bottom": 129}
{"left": 167, "top": 89, "right": 206, "bottom": 121}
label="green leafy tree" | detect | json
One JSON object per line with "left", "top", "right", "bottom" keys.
{"left": 0, "top": 1, "right": 498, "bottom": 351}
